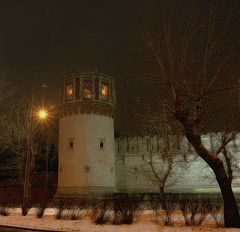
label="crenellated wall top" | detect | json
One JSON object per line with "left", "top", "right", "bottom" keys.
{"left": 114, "top": 132, "right": 240, "bottom": 157}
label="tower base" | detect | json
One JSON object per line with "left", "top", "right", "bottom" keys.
{"left": 55, "top": 186, "right": 117, "bottom": 198}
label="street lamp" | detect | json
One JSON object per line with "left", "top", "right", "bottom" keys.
{"left": 38, "top": 110, "right": 48, "bottom": 119}
{"left": 37, "top": 108, "right": 50, "bottom": 216}
{"left": 23, "top": 105, "right": 52, "bottom": 216}
{"left": 37, "top": 109, "right": 49, "bottom": 186}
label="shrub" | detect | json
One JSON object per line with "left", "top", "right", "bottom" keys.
{"left": 22, "top": 201, "right": 31, "bottom": 216}
{"left": 179, "top": 196, "right": 212, "bottom": 226}
{"left": 148, "top": 195, "right": 162, "bottom": 223}
{"left": 0, "top": 201, "right": 15, "bottom": 216}
{"left": 160, "top": 198, "right": 177, "bottom": 226}
{"left": 36, "top": 203, "right": 47, "bottom": 218}
{"left": 54, "top": 199, "right": 65, "bottom": 220}
{"left": 112, "top": 196, "right": 144, "bottom": 225}
{"left": 68, "top": 199, "right": 88, "bottom": 220}
{"left": 36, "top": 198, "right": 51, "bottom": 218}
{"left": 36, "top": 207, "right": 45, "bottom": 218}
{"left": 91, "top": 199, "right": 112, "bottom": 224}
{"left": 210, "top": 199, "right": 224, "bottom": 227}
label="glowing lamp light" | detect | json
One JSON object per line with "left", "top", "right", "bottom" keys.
{"left": 102, "top": 85, "right": 108, "bottom": 96}
{"left": 67, "top": 88, "right": 73, "bottom": 95}
{"left": 38, "top": 110, "right": 47, "bottom": 119}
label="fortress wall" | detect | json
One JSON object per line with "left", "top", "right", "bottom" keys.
{"left": 115, "top": 133, "right": 240, "bottom": 193}
{"left": 116, "top": 154, "right": 159, "bottom": 193}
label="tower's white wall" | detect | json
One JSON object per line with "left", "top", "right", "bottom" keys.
{"left": 58, "top": 113, "right": 115, "bottom": 196}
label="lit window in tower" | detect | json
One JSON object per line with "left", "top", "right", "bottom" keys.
{"left": 101, "top": 82, "right": 108, "bottom": 100}
{"left": 66, "top": 82, "right": 73, "bottom": 100}
{"left": 83, "top": 80, "right": 92, "bottom": 99}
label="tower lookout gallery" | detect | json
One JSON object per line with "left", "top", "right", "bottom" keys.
{"left": 55, "top": 71, "right": 116, "bottom": 198}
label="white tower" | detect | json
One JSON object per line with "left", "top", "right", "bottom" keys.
{"left": 56, "top": 71, "right": 116, "bottom": 198}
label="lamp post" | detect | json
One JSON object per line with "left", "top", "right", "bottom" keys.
{"left": 38, "top": 110, "right": 49, "bottom": 201}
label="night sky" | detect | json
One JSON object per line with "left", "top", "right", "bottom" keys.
{"left": 0, "top": 0, "right": 238, "bottom": 136}
{"left": 0, "top": 0, "right": 162, "bottom": 135}
{"left": 0, "top": 0, "right": 139, "bottom": 96}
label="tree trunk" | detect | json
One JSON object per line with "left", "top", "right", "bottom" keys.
{"left": 214, "top": 167, "right": 240, "bottom": 228}
{"left": 177, "top": 116, "right": 240, "bottom": 228}
{"left": 22, "top": 181, "right": 31, "bottom": 216}
{"left": 160, "top": 186, "right": 167, "bottom": 210}
{"left": 197, "top": 147, "right": 240, "bottom": 227}
{"left": 195, "top": 152, "right": 240, "bottom": 227}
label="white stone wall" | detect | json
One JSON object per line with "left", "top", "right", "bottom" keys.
{"left": 57, "top": 113, "right": 116, "bottom": 197}
{"left": 115, "top": 133, "right": 240, "bottom": 193}
{"left": 57, "top": 115, "right": 240, "bottom": 196}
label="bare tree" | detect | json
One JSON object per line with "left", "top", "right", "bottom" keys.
{"left": 132, "top": 0, "right": 240, "bottom": 227}
{"left": 0, "top": 77, "right": 15, "bottom": 104}
{"left": 0, "top": 99, "right": 41, "bottom": 215}
{"left": 136, "top": 103, "right": 185, "bottom": 197}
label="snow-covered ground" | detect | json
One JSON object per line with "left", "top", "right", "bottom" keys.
{"left": 0, "top": 208, "right": 239, "bottom": 232}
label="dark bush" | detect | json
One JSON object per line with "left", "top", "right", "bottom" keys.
{"left": 112, "top": 196, "right": 144, "bottom": 225}
{"left": 54, "top": 199, "right": 65, "bottom": 220}
{"left": 69, "top": 199, "right": 88, "bottom": 220}
{"left": 36, "top": 197, "right": 51, "bottom": 218}
{"left": 36, "top": 203, "right": 47, "bottom": 218}
{"left": 179, "top": 196, "right": 212, "bottom": 226}
{"left": 0, "top": 199, "right": 15, "bottom": 216}
{"left": 148, "top": 196, "right": 161, "bottom": 223}
{"left": 53, "top": 198, "right": 89, "bottom": 220}
{"left": 210, "top": 199, "right": 224, "bottom": 227}
{"left": 36, "top": 207, "right": 45, "bottom": 218}
{"left": 22, "top": 201, "right": 31, "bottom": 216}
{"left": 91, "top": 199, "right": 112, "bottom": 224}
{"left": 160, "top": 198, "right": 177, "bottom": 226}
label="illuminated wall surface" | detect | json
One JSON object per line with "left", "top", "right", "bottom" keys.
{"left": 56, "top": 71, "right": 240, "bottom": 197}
{"left": 115, "top": 134, "right": 240, "bottom": 193}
